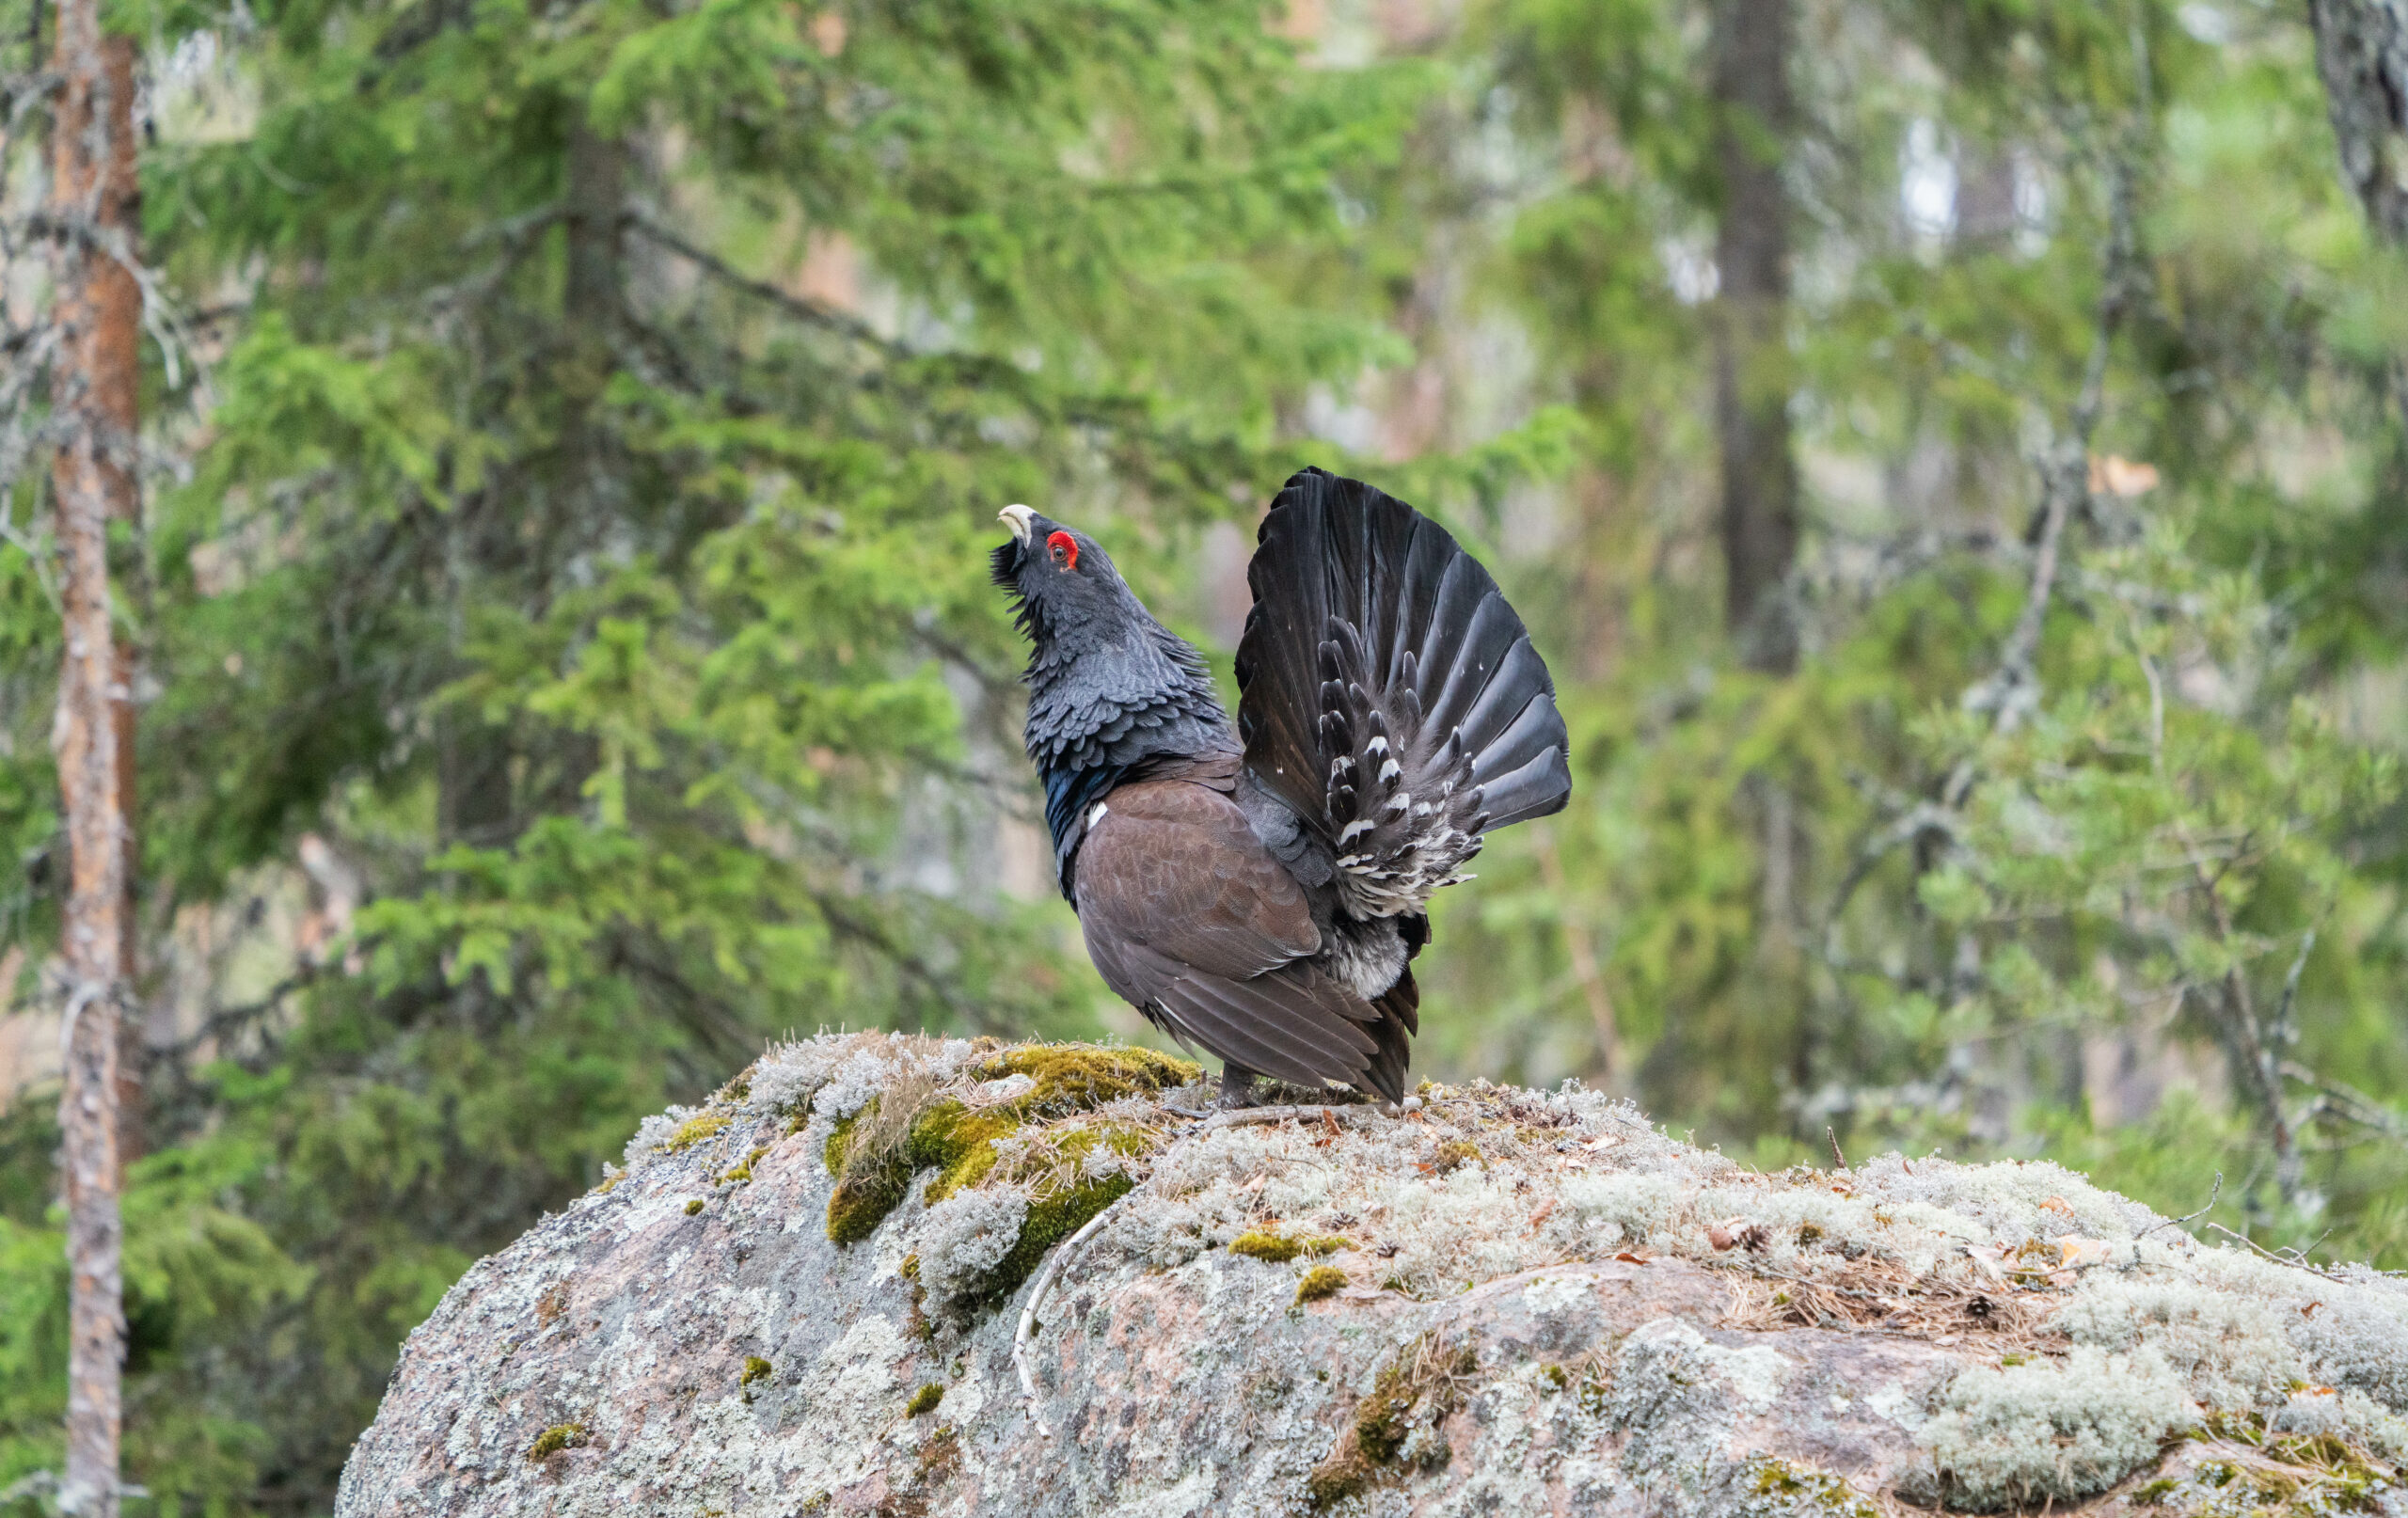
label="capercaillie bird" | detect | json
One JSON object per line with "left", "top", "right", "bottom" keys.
{"left": 993, "top": 467, "right": 1572, "bottom": 1105}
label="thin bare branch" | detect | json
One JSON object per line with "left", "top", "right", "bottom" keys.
{"left": 623, "top": 208, "right": 903, "bottom": 356}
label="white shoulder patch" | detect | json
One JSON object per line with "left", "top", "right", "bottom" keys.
{"left": 1086, "top": 801, "right": 1109, "bottom": 829}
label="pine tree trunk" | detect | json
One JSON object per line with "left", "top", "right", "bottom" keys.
{"left": 2306, "top": 0, "right": 2408, "bottom": 434}
{"left": 564, "top": 120, "right": 625, "bottom": 332}
{"left": 48, "top": 2, "right": 141, "bottom": 1510}
{"left": 2307, "top": 0, "right": 2408, "bottom": 246}
{"left": 1709, "top": 0, "right": 1798, "bottom": 675}
{"left": 558, "top": 117, "right": 626, "bottom": 566}
{"left": 436, "top": 119, "right": 624, "bottom": 846}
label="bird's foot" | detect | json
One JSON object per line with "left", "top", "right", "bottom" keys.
{"left": 1216, "top": 1067, "right": 1263, "bottom": 1110}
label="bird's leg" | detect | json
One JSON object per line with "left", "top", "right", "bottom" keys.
{"left": 1217, "top": 1065, "right": 1263, "bottom": 1110}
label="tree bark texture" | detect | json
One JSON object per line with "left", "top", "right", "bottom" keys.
{"left": 1709, "top": 0, "right": 1799, "bottom": 675}
{"left": 563, "top": 119, "right": 625, "bottom": 327}
{"left": 2306, "top": 0, "right": 2408, "bottom": 435}
{"left": 557, "top": 117, "right": 626, "bottom": 577}
{"left": 2307, "top": 0, "right": 2408, "bottom": 247}
{"left": 47, "top": 2, "right": 141, "bottom": 1510}
{"left": 437, "top": 119, "right": 624, "bottom": 847}
{"left": 111, "top": 641, "right": 140, "bottom": 1172}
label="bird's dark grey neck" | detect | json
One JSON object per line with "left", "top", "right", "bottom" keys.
{"left": 1021, "top": 624, "right": 1232, "bottom": 775}
{"left": 1022, "top": 622, "right": 1233, "bottom": 894}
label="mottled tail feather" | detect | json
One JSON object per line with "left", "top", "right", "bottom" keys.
{"left": 1236, "top": 467, "right": 1572, "bottom": 920}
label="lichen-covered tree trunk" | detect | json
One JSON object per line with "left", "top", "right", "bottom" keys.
{"left": 433, "top": 117, "right": 625, "bottom": 849}
{"left": 2308, "top": 0, "right": 2408, "bottom": 245}
{"left": 1709, "top": 0, "right": 1799, "bottom": 676}
{"left": 2308, "top": 0, "right": 2408, "bottom": 436}
{"left": 47, "top": 1, "right": 142, "bottom": 1510}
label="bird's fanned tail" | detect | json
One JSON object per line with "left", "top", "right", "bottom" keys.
{"left": 1235, "top": 467, "right": 1572, "bottom": 920}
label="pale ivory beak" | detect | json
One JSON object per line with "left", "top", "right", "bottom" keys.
{"left": 998, "top": 504, "right": 1037, "bottom": 544}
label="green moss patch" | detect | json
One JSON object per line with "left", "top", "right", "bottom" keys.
{"left": 720, "top": 1146, "right": 768, "bottom": 1186}
{"left": 825, "top": 1168, "right": 911, "bottom": 1243}
{"left": 527, "top": 1422, "right": 589, "bottom": 1460}
{"left": 1352, "top": 1377, "right": 1417, "bottom": 1465}
{"left": 1306, "top": 1334, "right": 1478, "bottom": 1509}
{"left": 906, "top": 1384, "right": 944, "bottom": 1416}
{"left": 2146, "top": 1413, "right": 2399, "bottom": 1518}
{"left": 662, "top": 1111, "right": 731, "bottom": 1152}
{"left": 1296, "top": 1265, "right": 1348, "bottom": 1304}
{"left": 970, "top": 1173, "right": 1134, "bottom": 1309}
{"left": 818, "top": 1041, "right": 1196, "bottom": 1249}
{"left": 823, "top": 1113, "right": 860, "bottom": 1173}
{"left": 974, "top": 1043, "right": 1199, "bottom": 1112}
{"left": 740, "top": 1356, "right": 772, "bottom": 1386}
{"left": 1231, "top": 1231, "right": 1305, "bottom": 1263}
{"left": 904, "top": 1101, "right": 1018, "bottom": 1203}
{"left": 1304, "top": 1459, "right": 1371, "bottom": 1509}
{"left": 900, "top": 1043, "right": 1195, "bottom": 1204}
{"left": 1228, "top": 1228, "right": 1346, "bottom": 1268}
{"left": 824, "top": 1105, "right": 919, "bottom": 1245}
{"left": 1431, "top": 1139, "right": 1481, "bottom": 1174}
{"left": 1746, "top": 1457, "right": 1884, "bottom": 1518}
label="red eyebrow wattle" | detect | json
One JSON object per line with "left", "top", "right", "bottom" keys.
{"left": 1047, "top": 530, "right": 1079, "bottom": 571}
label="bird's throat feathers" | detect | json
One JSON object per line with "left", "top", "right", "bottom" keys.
{"left": 994, "top": 519, "right": 1235, "bottom": 891}
{"left": 1004, "top": 549, "right": 1232, "bottom": 778}
{"left": 1023, "top": 638, "right": 1234, "bottom": 894}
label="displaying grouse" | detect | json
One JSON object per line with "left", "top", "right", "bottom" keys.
{"left": 992, "top": 467, "right": 1572, "bottom": 1104}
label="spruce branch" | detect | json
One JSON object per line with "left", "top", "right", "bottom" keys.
{"left": 622, "top": 208, "right": 904, "bottom": 357}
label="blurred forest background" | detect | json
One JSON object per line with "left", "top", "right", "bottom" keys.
{"left": 2, "top": 0, "right": 2407, "bottom": 1509}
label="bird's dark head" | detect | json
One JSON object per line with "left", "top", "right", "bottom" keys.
{"left": 990, "top": 503, "right": 1146, "bottom": 658}
{"left": 990, "top": 502, "right": 1233, "bottom": 833}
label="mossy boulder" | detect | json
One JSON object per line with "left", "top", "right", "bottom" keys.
{"left": 820, "top": 1042, "right": 1196, "bottom": 1273}
{"left": 338, "top": 1034, "right": 2408, "bottom": 1518}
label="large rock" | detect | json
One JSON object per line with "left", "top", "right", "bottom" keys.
{"left": 337, "top": 1034, "right": 2408, "bottom": 1517}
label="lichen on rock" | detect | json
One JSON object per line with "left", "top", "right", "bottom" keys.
{"left": 336, "top": 1033, "right": 2408, "bottom": 1518}
{"left": 909, "top": 1189, "right": 1029, "bottom": 1314}
{"left": 1907, "top": 1346, "right": 2193, "bottom": 1510}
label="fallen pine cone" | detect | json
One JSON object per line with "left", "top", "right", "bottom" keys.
{"left": 1708, "top": 1217, "right": 1771, "bottom": 1252}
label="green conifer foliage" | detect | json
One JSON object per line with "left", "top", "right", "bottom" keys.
{"left": 1, "top": 0, "right": 1413, "bottom": 1504}
{"left": 1431, "top": 0, "right": 2408, "bottom": 1259}
{"left": 1, "top": 0, "right": 2406, "bottom": 1507}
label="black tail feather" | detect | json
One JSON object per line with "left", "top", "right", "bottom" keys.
{"left": 1236, "top": 467, "right": 1572, "bottom": 916}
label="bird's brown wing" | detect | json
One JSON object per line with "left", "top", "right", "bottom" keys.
{"left": 1073, "top": 778, "right": 1382, "bottom": 1089}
